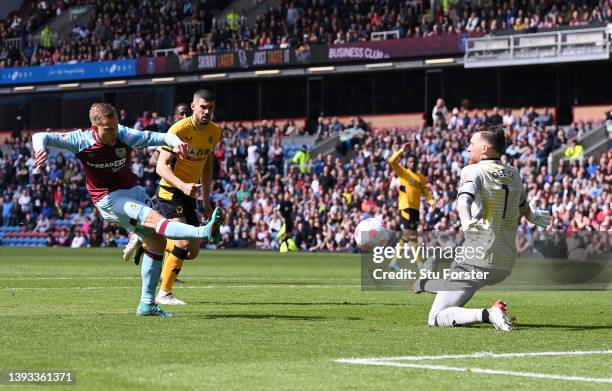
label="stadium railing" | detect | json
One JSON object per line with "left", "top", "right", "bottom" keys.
{"left": 3, "top": 33, "right": 59, "bottom": 52}
{"left": 154, "top": 47, "right": 183, "bottom": 57}
{"left": 464, "top": 25, "right": 611, "bottom": 68}
{"left": 548, "top": 121, "right": 611, "bottom": 172}
{"left": 371, "top": 30, "right": 400, "bottom": 41}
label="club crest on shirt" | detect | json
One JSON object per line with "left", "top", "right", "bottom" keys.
{"left": 115, "top": 147, "right": 126, "bottom": 158}
{"left": 208, "top": 136, "right": 214, "bottom": 144}
{"left": 176, "top": 206, "right": 184, "bottom": 214}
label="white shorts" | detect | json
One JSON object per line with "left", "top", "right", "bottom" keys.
{"left": 95, "top": 186, "right": 155, "bottom": 236}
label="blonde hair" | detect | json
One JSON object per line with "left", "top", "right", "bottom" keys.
{"left": 89, "top": 103, "right": 117, "bottom": 124}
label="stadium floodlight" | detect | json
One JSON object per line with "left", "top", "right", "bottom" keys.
{"left": 58, "top": 83, "right": 80, "bottom": 88}
{"left": 103, "top": 80, "right": 127, "bottom": 86}
{"left": 254, "top": 69, "right": 280, "bottom": 76}
{"left": 201, "top": 73, "right": 227, "bottom": 79}
{"left": 151, "top": 77, "right": 175, "bottom": 83}
{"left": 308, "top": 66, "right": 336, "bottom": 72}
{"left": 13, "top": 85, "right": 35, "bottom": 91}
{"left": 424, "top": 58, "right": 455, "bottom": 65}
{"left": 365, "top": 62, "right": 394, "bottom": 69}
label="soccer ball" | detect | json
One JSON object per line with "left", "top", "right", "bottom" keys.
{"left": 354, "top": 218, "right": 389, "bottom": 251}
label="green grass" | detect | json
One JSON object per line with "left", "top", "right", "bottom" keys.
{"left": 0, "top": 248, "right": 610, "bottom": 390}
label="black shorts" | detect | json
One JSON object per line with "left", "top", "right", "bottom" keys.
{"left": 155, "top": 186, "right": 199, "bottom": 226}
{"left": 400, "top": 208, "right": 419, "bottom": 231}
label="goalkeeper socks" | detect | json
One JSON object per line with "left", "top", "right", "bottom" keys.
{"left": 140, "top": 249, "right": 164, "bottom": 305}
{"left": 160, "top": 246, "right": 187, "bottom": 292}
{"left": 155, "top": 219, "right": 207, "bottom": 240}
{"left": 434, "top": 307, "right": 484, "bottom": 327}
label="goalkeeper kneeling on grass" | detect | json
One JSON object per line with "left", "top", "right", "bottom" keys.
{"left": 412, "top": 125, "right": 552, "bottom": 331}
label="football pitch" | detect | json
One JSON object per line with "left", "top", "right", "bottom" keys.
{"left": 0, "top": 248, "right": 610, "bottom": 390}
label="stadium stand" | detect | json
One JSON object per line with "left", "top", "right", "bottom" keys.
{"left": 1, "top": 0, "right": 611, "bottom": 66}
{"left": 0, "top": 0, "right": 230, "bottom": 67}
{"left": 0, "top": 104, "right": 609, "bottom": 250}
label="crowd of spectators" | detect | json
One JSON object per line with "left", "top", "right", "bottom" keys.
{"left": 0, "top": 0, "right": 228, "bottom": 68}
{"left": 0, "top": 102, "right": 609, "bottom": 252}
{"left": 2, "top": 0, "right": 612, "bottom": 68}
{"left": 211, "top": 0, "right": 612, "bottom": 52}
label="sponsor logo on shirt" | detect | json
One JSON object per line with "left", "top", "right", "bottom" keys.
{"left": 85, "top": 157, "right": 127, "bottom": 171}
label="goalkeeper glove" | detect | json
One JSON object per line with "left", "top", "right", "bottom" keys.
{"left": 526, "top": 200, "right": 552, "bottom": 229}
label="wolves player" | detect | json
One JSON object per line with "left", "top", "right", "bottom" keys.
{"left": 124, "top": 90, "right": 221, "bottom": 305}
{"left": 414, "top": 125, "right": 551, "bottom": 330}
{"left": 32, "top": 103, "right": 224, "bottom": 317}
{"left": 388, "top": 143, "right": 434, "bottom": 270}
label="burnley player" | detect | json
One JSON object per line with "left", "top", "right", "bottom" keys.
{"left": 414, "top": 125, "right": 551, "bottom": 331}
{"left": 31, "top": 103, "right": 224, "bottom": 317}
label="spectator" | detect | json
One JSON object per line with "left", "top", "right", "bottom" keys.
{"left": 564, "top": 139, "right": 584, "bottom": 160}
{"left": 432, "top": 98, "right": 448, "bottom": 127}
{"left": 291, "top": 145, "right": 312, "bottom": 174}
{"left": 70, "top": 230, "right": 87, "bottom": 248}
{"left": 34, "top": 214, "right": 51, "bottom": 232}
{"left": 39, "top": 25, "right": 54, "bottom": 49}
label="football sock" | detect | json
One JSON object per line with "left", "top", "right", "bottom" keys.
{"left": 140, "top": 249, "right": 164, "bottom": 305}
{"left": 428, "top": 290, "right": 477, "bottom": 326}
{"left": 160, "top": 246, "right": 188, "bottom": 293}
{"left": 434, "top": 307, "right": 484, "bottom": 327}
{"left": 155, "top": 219, "right": 208, "bottom": 240}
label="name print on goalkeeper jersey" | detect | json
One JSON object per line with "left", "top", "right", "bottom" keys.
{"left": 457, "top": 158, "right": 527, "bottom": 270}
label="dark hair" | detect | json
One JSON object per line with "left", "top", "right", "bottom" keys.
{"left": 475, "top": 125, "right": 506, "bottom": 155}
{"left": 174, "top": 103, "right": 189, "bottom": 114}
{"left": 193, "top": 89, "right": 215, "bottom": 101}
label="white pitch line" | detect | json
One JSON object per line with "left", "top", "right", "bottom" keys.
{"left": 335, "top": 350, "right": 612, "bottom": 384}
{"left": 339, "top": 349, "right": 612, "bottom": 362}
{"left": 1, "top": 284, "right": 358, "bottom": 291}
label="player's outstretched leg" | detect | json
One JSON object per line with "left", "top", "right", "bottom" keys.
{"left": 154, "top": 207, "right": 224, "bottom": 242}
{"left": 136, "top": 247, "right": 173, "bottom": 317}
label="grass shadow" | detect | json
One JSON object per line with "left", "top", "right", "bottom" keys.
{"left": 190, "top": 301, "right": 408, "bottom": 307}
{"left": 199, "top": 314, "right": 362, "bottom": 321}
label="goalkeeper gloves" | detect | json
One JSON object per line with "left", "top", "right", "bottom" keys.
{"left": 525, "top": 200, "right": 552, "bottom": 229}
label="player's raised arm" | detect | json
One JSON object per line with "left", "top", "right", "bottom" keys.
{"left": 31, "top": 130, "right": 88, "bottom": 168}
{"left": 117, "top": 125, "right": 188, "bottom": 159}
{"left": 388, "top": 143, "right": 410, "bottom": 176}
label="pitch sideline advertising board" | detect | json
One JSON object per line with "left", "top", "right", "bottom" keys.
{"left": 0, "top": 59, "right": 137, "bottom": 85}
{"left": 1, "top": 34, "right": 476, "bottom": 85}
{"left": 135, "top": 34, "right": 476, "bottom": 75}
